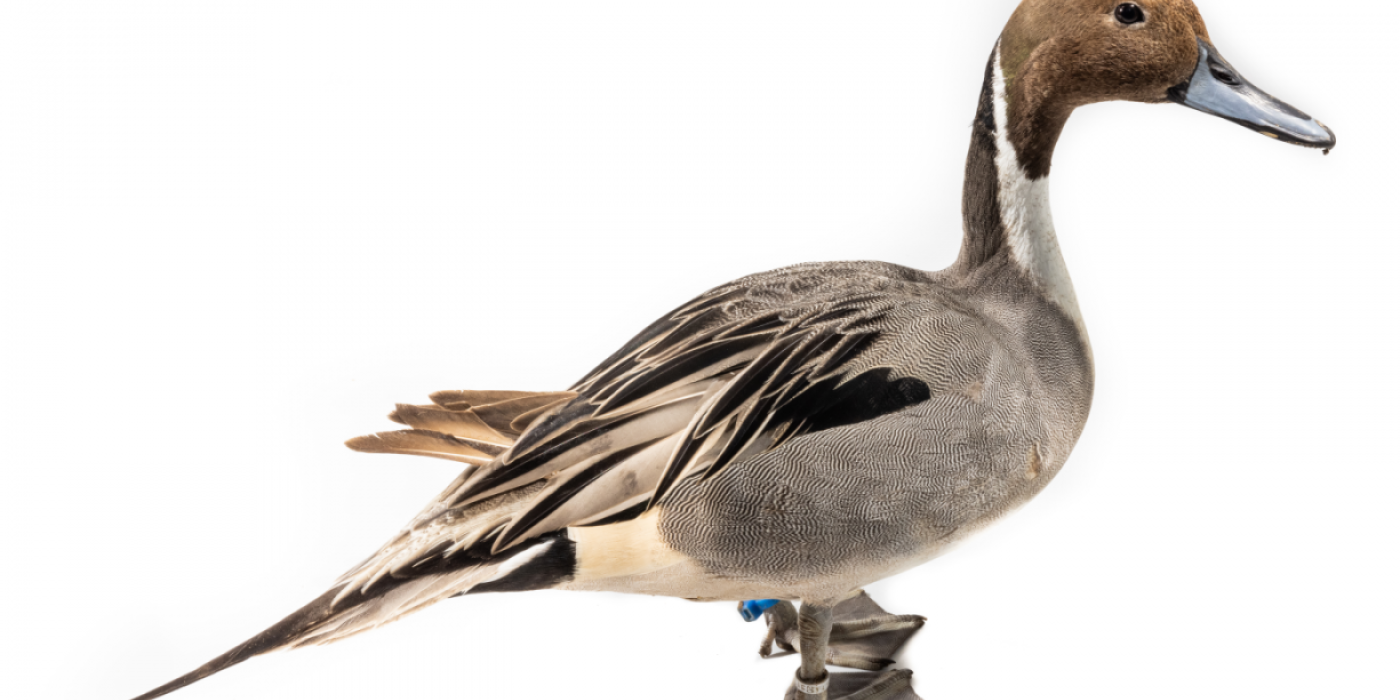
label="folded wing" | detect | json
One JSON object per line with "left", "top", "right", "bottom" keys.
{"left": 341, "top": 275, "right": 930, "bottom": 598}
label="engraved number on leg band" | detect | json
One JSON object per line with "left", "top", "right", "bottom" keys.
{"left": 795, "top": 675, "right": 829, "bottom": 695}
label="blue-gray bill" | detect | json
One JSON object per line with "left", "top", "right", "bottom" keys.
{"left": 1168, "top": 38, "right": 1336, "bottom": 153}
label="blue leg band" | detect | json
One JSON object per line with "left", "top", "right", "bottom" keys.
{"left": 739, "top": 599, "right": 782, "bottom": 622}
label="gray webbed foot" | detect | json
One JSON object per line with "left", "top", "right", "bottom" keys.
{"left": 757, "top": 591, "right": 925, "bottom": 671}
{"left": 783, "top": 668, "right": 920, "bottom": 700}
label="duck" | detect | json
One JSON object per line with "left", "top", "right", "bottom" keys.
{"left": 127, "top": 1, "right": 1335, "bottom": 699}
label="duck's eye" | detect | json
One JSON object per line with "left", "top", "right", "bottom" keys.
{"left": 1114, "top": 3, "right": 1146, "bottom": 24}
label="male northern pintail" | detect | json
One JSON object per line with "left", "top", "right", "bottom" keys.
{"left": 129, "top": 1, "right": 1334, "bottom": 698}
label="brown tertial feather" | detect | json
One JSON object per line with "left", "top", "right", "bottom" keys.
{"left": 345, "top": 429, "right": 501, "bottom": 465}
{"left": 470, "top": 394, "right": 579, "bottom": 437}
{"left": 388, "top": 404, "right": 512, "bottom": 445}
{"left": 429, "top": 389, "right": 567, "bottom": 411}
{"left": 509, "top": 396, "right": 576, "bottom": 434}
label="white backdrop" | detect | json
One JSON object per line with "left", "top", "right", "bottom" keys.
{"left": 2, "top": 2, "right": 1395, "bottom": 699}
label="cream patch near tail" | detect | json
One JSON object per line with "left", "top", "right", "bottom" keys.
{"left": 568, "top": 509, "right": 686, "bottom": 582}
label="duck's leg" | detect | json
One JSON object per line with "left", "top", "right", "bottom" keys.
{"left": 789, "top": 601, "right": 833, "bottom": 700}
{"left": 779, "top": 601, "right": 922, "bottom": 700}
{"left": 758, "top": 591, "right": 926, "bottom": 670}
{"left": 757, "top": 600, "right": 798, "bottom": 657}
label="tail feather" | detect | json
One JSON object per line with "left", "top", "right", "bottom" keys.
{"left": 129, "top": 587, "right": 342, "bottom": 700}
{"left": 129, "top": 534, "right": 571, "bottom": 700}
{"left": 131, "top": 385, "right": 583, "bottom": 699}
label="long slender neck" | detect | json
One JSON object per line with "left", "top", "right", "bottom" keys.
{"left": 954, "top": 43, "right": 1086, "bottom": 338}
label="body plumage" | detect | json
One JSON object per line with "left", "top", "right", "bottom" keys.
{"left": 126, "top": 2, "right": 1334, "bottom": 698}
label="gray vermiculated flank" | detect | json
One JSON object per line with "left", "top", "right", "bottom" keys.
{"left": 657, "top": 257, "right": 1092, "bottom": 598}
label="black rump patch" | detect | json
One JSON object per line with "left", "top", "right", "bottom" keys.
{"left": 464, "top": 535, "right": 577, "bottom": 595}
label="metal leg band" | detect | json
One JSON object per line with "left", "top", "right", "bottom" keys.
{"left": 794, "top": 673, "right": 830, "bottom": 696}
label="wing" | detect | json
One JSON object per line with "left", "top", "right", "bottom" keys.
{"left": 342, "top": 264, "right": 937, "bottom": 594}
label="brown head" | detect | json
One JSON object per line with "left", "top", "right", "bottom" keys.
{"left": 995, "top": 0, "right": 1334, "bottom": 178}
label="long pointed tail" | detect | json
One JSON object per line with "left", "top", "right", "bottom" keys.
{"left": 130, "top": 586, "right": 343, "bottom": 700}
{"left": 128, "top": 533, "right": 571, "bottom": 700}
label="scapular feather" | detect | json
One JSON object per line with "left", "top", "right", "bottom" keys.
{"left": 345, "top": 286, "right": 928, "bottom": 574}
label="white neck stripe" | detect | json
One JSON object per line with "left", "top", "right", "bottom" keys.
{"left": 991, "top": 45, "right": 1089, "bottom": 343}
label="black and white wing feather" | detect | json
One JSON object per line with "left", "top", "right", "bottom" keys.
{"left": 337, "top": 265, "right": 936, "bottom": 605}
